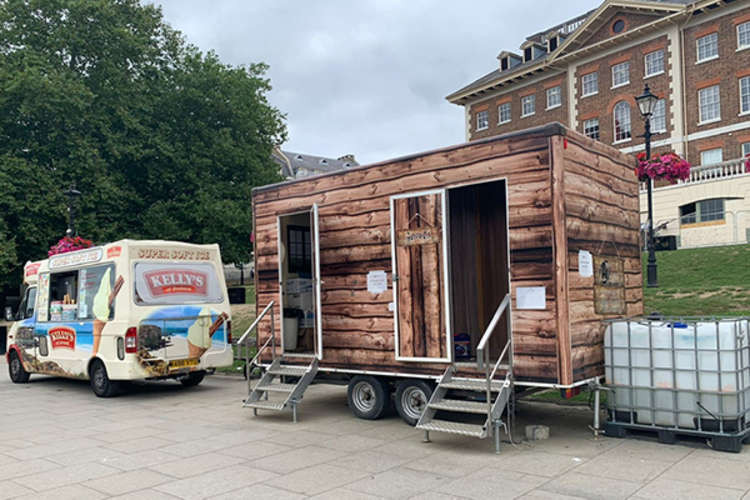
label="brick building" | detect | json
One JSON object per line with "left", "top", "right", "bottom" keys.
{"left": 448, "top": 0, "right": 750, "bottom": 248}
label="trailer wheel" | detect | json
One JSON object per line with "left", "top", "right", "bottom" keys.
{"left": 394, "top": 379, "right": 433, "bottom": 426}
{"left": 180, "top": 370, "right": 206, "bottom": 387}
{"left": 8, "top": 350, "right": 30, "bottom": 383}
{"left": 347, "top": 375, "right": 388, "bottom": 420}
{"left": 89, "top": 359, "right": 120, "bottom": 398}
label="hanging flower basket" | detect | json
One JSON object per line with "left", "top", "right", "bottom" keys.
{"left": 48, "top": 236, "right": 94, "bottom": 256}
{"left": 635, "top": 151, "right": 691, "bottom": 184}
{"left": 745, "top": 153, "right": 750, "bottom": 173}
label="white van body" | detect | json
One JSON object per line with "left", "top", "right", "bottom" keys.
{"left": 5, "top": 240, "right": 232, "bottom": 394}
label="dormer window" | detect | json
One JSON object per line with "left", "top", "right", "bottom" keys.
{"left": 524, "top": 47, "right": 532, "bottom": 62}
{"left": 548, "top": 36, "right": 558, "bottom": 52}
{"left": 501, "top": 57, "right": 509, "bottom": 71}
{"left": 319, "top": 159, "right": 328, "bottom": 165}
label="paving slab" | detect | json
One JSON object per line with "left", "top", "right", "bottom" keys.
{"left": 3, "top": 358, "right": 750, "bottom": 500}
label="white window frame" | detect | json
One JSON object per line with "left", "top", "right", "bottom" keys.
{"left": 644, "top": 49, "right": 665, "bottom": 78}
{"left": 698, "top": 85, "right": 721, "bottom": 124}
{"left": 611, "top": 61, "right": 630, "bottom": 89}
{"left": 498, "top": 102, "right": 511, "bottom": 124}
{"left": 546, "top": 86, "right": 561, "bottom": 110}
{"left": 521, "top": 94, "right": 536, "bottom": 118}
{"left": 650, "top": 99, "right": 667, "bottom": 134}
{"left": 740, "top": 76, "right": 750, "bottom": 116}
{"left": 613, "top": 101, "right": 632, "bottom": 144}
{"left": 581, "top": 72, "right": 598, "bottom": 97}
{"left": 742, "top": 142, "right": 750, "bottom": 157}
{"left": 696, "top": 32, "right": 719, "bottom": 63}
{"left": 737, "top": 21, "right": 750, "bottom": 51}
{"left": 476, "top": 110, "right": 489, "bottom": 131}
{"left": 700, "top": 148, "right": 723, "bottom": 166}
{"left": 583, "top": 118, "right": 600, "bottom": 140}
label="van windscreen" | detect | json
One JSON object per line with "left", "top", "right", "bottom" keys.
{"left": 134, "top": 262, "right": 223, "bottom": 305}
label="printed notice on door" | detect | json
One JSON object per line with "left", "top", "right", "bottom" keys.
{"left": 367, "top": 270, "right": 388, "bottom": 294}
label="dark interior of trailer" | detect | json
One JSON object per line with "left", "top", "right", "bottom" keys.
{"left": 448, "top": 179, "right": 510, "bottom": 363}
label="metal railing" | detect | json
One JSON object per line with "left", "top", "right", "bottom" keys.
{"left": 639, "top": 157, "right": 750, "bottom": 192}
{"left": 234, "top": 301, "right": 276, "bottom": 396}
{"left": 476, "top": 293, "right": 513, "bottom": 423}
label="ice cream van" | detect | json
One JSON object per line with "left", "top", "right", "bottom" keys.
{"left": 5, "top": 240, "right": 232, "bottom": 397}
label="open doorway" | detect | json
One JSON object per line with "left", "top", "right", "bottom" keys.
{"left": 448, "top": 179, "right": 510, "bottom": 363}
{"left": 278, "top": 209, "right": 320, "bottom": 356}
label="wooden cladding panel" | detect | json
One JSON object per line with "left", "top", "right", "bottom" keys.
{"left": 562, "top": 137, "right": 642, "bottom": 381}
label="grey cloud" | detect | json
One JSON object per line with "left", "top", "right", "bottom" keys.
{"left": 154, "top": 0, "right": 599, "bottom": 164}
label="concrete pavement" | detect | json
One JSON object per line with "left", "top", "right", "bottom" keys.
{"left": 1, "top": 358, "right": 749, "bottom": 499}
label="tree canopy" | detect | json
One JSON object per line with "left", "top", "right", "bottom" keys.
{"left": 0, "top": 0, "right": 286, "bottom": 292}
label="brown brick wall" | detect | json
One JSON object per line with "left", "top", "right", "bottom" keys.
{"left": 468, "top": 73, "right": 568, "bottom": 140}
{"left": 684, "top": 6, "right": 750, "bottom": 138}
{"left": 575, "top": 35, "right": 671, "bottom": 147}
{"left": 584, "top": 11, "right": 664, "bottom": 46}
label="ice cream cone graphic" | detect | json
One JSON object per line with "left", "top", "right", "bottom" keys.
{"left": 92, "top": 272, "right": 124, "bottom": 356}
{"left": 187, "top": 310, "right": 228, "bottom": 359}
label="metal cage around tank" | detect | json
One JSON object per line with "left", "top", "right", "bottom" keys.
{"left": 603, "top": 317, "right": 750, "bottom": 450}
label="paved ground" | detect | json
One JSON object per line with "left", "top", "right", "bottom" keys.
{"left": 1, "top": 359, "right": 750, "bottom": 500}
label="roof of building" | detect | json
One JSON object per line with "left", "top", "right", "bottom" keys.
{"left": 447, "top": 0, "right": 700, "bottom": 104}
{"left": 272, "top": 149, "right": 359, "bottom": 179}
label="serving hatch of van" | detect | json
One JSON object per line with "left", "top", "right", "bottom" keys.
{"left": 5, "top": 239, "right": 233, "bottom": 396}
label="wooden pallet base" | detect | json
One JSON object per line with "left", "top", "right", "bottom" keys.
{"left": 604, "top": 420, "right": 750, "bottom": 453}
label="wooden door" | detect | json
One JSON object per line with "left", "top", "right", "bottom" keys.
{"left": 391, "top": 190, "right": 450, "bottom": 361}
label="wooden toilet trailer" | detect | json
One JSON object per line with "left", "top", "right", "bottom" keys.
{"left": 247, "top": 123, "right": 643, "bottom": 446}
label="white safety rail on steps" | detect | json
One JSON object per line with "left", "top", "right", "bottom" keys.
{"left": 416, "top": 293, "right": 514, "bottom": 453}
{"left": 234, "top": 300, "right": 318, "bottom": 422}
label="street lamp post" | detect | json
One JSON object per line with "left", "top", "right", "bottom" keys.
{"left": 63, "top": 184, "right": 81, "bottom": 237}
{"left": 635, "top": 84, "right": 659, "bottom": 288}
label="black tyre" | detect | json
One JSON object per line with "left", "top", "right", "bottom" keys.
{"left": 8, "top": 351, "right": 30, "bottom": 383}
{"left": 347, "top": 375, "right": 388, "bottom": 420}
{"left": 180, "top": 370, "right": 206, "bottom": 387}
{"left": 89, "top": 359, "right": 120, "bottom": 398}
{"left": 394, "top": 379, "right": 433, "bottom": 426}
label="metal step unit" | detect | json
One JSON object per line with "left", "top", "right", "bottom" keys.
{"left": 416, "top": 293, "right": 515, "bottom": 453}
{"left": 243, "top": 356, "right": 319, "bottom": 422}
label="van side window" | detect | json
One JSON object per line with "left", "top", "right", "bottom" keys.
{"left": 77, "top": 265, "right": 115, "bottom": 320}
{"left": 17, "top": 286, "right": 37, "bottom": 320}
{"left": 48, "top": 271, "right": 79, "bottom": 322}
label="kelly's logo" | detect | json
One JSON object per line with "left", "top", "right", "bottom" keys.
{"left": 144, "top": 269, "right": 208, "bottom": 296}
{"left": 25, "top": 262, "right": 41, "bottom": 277}
{"left": 48, "top": 327, "right": 76, "bottom": 350}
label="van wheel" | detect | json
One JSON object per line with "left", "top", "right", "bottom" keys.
{"left": 8, "top": 351, "right": 30, "bottom": 383}
{"left": 395, "top": 379, "right": 433, "bottom": 426}
{"left": 347, "top": 376, "right": 388, "bottom": 420}
{"left": 180, "top": 370, "right": 205, "bottom": 387}
{"left": 89, "top": 359, "right": 120, "bottom": 398}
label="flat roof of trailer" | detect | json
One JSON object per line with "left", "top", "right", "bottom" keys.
{"left": 252, "top": 122, "right": 569, "bottom": 195}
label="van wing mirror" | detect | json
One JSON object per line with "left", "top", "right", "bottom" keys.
{"left": 4, "top": 306, "right": 14, "bottom": 322}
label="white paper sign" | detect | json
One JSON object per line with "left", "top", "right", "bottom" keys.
{"left": 388, "top": 302, "right": 395, "bottom": 312}
{"left": 516, "top": 286, "right": 546, "bottom": 310}
{"left": 578, "top": 250, "right": 593, "bottom": 278}
{"left": 367, "top": 270, "right": 388, "bottom": 294}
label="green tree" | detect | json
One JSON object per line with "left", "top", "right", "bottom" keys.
{"left": 0, "top": 0, "right": 285, "bottom": 291}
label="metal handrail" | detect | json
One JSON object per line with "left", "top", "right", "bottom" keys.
{"left": 476, "top": 293, "right": 510, "bottom": 369}
{"left": 475, "top": 293, "right": 513, "bottom": 433}
{"left": 234, "top": 301, "right": 276, "bottom": 391}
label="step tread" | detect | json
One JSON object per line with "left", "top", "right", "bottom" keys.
{"left": 256, "top": 383, "right": 297, "bottom": 393}
{"left": 268, "top": 366, "right": 309, "bottom": 376}
{"left": 243, "top": 400, "right": 286, "bottom": 410}
{"left": 417, "top": 419, "right": 487, "bottom": 438}
{"left": 440, "top": 378, "right": 506, "bottom": 392}
{"left": 429, "top": 399, "right": 490, "bottom": 414}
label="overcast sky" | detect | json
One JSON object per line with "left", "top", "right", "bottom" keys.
{"left": 155, "top": 1, "right": 599, "bottom": 164}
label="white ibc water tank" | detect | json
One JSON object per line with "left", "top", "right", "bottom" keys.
{"left": 605, "top": 318, "right": 750, "bottom": 430}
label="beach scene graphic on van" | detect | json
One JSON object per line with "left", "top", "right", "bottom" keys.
{"left": 136, "top": 305, "right": 229, "bottom": 376}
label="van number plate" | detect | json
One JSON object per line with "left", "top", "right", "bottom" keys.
{"left": 169, "top": 358, "right": 199, "bottom": 371}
